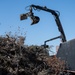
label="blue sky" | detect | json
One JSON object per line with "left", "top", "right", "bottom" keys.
{"left": 0, "top": 0, "right": 75, "bottom": 53}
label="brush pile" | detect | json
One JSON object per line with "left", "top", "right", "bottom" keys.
{"left": 0, "top": 35, "right": 66, "bottom": 75}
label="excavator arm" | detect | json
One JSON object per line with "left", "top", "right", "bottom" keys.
{"left": 30, "top": 4, "right": 66, "bottom": 42}
{"left": 20, "top": 4, "right": 67, "bottom": 45}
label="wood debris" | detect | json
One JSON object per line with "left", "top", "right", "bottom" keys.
{"left": 0, "top": 35, "right": 67, "bottom": 75}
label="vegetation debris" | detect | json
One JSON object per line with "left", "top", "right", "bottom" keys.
{"left": 0, "top": 35, "right": 66, "bottom": 75}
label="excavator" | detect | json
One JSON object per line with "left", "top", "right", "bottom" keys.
{"left": 20, "top": 4, "right": 75, "bottom": 74}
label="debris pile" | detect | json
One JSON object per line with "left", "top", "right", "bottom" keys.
{"left": 0, "top": 35, "right": 66, "bottom": 75}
